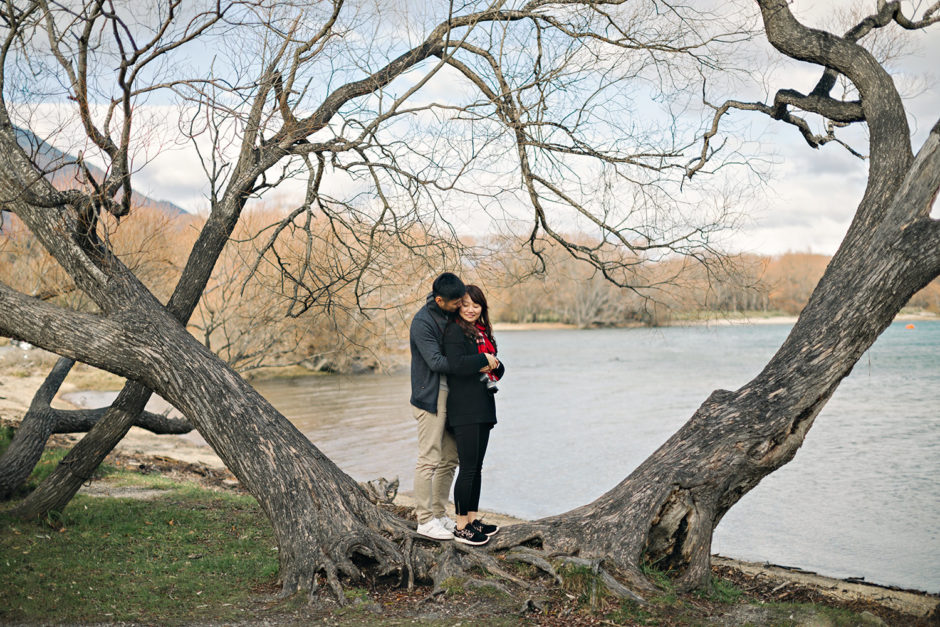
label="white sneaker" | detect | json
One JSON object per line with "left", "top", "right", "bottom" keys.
{"left": 437, "top": 516, "right": 456, "bottom": 532}
{"left": 416, "top": 518, "right": 452, "bottom": 540}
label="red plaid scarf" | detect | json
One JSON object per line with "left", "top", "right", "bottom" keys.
{"left": 474, "top": 322, "right": 498, "bottom": 381}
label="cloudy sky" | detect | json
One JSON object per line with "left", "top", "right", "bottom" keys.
{"left": 28, "top": 0, "right": 939, "bottom": 258}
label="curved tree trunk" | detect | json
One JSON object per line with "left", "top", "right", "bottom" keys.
{"left": 1, "top": 0, "right": 937, "bottom": 602}
{"left": 0, "top": 101, "right": 421, "bottom": 594}
{"left": 11, "top": 191, "right": 242, "bottom": 517}
{"left": 9, "top": 379, "right": 191, "bottom": 515}
{"left": 494, "top": 204, "right": 940, "bottom": 589}
{"left": 494, "top": 0, "right": 940, "bottom": 591}
{"left": 0, "top": 276, "right": 420, "bottom": 594}
{"left": 0, "top": 16, "right": 460, "bottom": 593}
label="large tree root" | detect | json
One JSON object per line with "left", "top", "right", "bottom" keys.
{"left": 490, "top": 519, "right": 661, "bottom": 593}
{"left": 276, "top": 508, "right": 420, "bottom": 605}
{"left": 501, "top": 546, "right": 645, "bottom": 603}
{"left": 287, "top": 509, "right": 654, "bottom": 612}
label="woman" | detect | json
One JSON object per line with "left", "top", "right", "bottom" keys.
{"left": 443, "top": 284, "right": 505, "bottom": 546}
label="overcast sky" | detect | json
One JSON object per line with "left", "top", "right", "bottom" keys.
{"left": 719, "top": 0, "right": 940, "bottom": 255}
{"left": 33, "top": 0, "right": 938, "bottom": 258}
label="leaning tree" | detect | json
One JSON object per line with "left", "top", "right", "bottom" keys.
{"left": 1, "top": 0, "right": 938, "bottom": 600}
{"left": 487, "top": 0, "right": 940, "bottom": 593}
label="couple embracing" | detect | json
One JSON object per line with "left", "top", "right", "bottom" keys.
{"left": 409, "top": 273, "right": 504, "bottom": 546}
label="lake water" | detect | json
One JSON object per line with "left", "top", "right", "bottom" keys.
{"left": 250, "top": 320, "right": 939, "bottom": 593}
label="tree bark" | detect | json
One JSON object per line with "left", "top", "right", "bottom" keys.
{"left": 0, "top": 357, "right": 73, "bottom": 499}
{"left": 10, "top": 191, "right": 245, "bottom": 516}
{"left": 0, "top": 273, "right": 421, "bottom": 594}
{"left": 0, "top": 99, "right": 420, "bottom": 592}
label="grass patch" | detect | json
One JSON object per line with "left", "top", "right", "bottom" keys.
{"left": 607, "top": 598, "right": 656, "bottom": 625}
{"left": 0, "top": 425, "right": 12, "bottom": 456}
{"left": 438, "top": 576, "right": 466, "bottom": 596}
{"left": 504, "top": 559, "right": 538, "bottom": 579}
{"left": 1, "top": 473, "right": 277, "bottom": 625}
{"left": 556, "top": 561, "right": 608, "bottom": 606}
{"left": 471, "top": 583, "right": 510, "bottom": 600}
{"left": 752, "top": 601, "right": 886, "bottom": 626}
{"left": 640, "top": 562, "right": 678, "bottom": 604}
{"left": 695, "top": 576, "right": 744, "bottom": 604}
{"left": 343, "top": 587, "right": 370, "bottom": 602}
{"left": 92, "top": 468, "right": 186, "bottom": 491}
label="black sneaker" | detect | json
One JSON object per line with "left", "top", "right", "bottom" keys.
{"left": 470, "top": 519, "right": 500, "bottom": 536}
{"left": 453, "top": 525, "right": 489, "bottom": 546}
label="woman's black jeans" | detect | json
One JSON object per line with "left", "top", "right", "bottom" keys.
{"left": 451, "top": 423, "right": 492, "bottom": 516}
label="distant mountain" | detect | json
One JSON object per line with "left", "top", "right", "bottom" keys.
{"left": 10, "top": 125, "right": 188, "bottom": 217}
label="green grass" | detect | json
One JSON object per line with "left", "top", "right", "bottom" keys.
{"left": 751, "top": 601, "right": 887, "bottom": 626}
{"left": 556, "top": 561, "right": 609, "bottom": 606}
{"left": 438, "top": 576, "right": 466, "bottom": 596}
{"left": 1, "top": 425, "right": 15, "bottom": 455}
{"left": 607, "top": 598, "right": 657, "bottom": 625}
{"left": 694, "top": 576, "right": 744, "bottom": 604}
{"left": 640, "top": 562, "right": 678, "bottom": 604}
{"left": 1, "top": 474, "right": 278, "bottom": 625}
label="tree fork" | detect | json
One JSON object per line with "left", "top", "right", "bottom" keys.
{"left": 10, "top": 380, "right": 182, "bottom": 516}
{"left": 0, "top": 356, "right": 191, "bottom": 502}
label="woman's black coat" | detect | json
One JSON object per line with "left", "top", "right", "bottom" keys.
{"left": 442, "top": 322, "right": 505, "bottom": 428}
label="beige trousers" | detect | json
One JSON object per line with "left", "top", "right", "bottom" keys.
{"left": 412, "top": 378, "right": 458, "bottom": 524}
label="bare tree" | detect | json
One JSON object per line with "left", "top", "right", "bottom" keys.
{"left": 0, "top": 0, "right": 745, "bottom": 597}
{"left": 489, "top": 0, "right": 940, "bottom": 592}
{"left": 0, "top": 356, "right": 191, "bottom": 500}
{"left": 2, "top": 0, "right": 935, "bottom": 603}
{"left": 0, "top": 204, "right": 190, "bottom": 500}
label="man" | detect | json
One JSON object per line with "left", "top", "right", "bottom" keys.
{"left": 410, "top": 272, "right": 497, "bottom": 539}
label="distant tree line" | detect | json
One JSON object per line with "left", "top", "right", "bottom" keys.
{"left": 3, "top": 208, "right": 937, "bottom": 373}
{"left": 480, "top": 241, "right": 940, "bottom": 327}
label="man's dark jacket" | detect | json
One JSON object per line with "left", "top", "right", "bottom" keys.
{"left": 410, "top": 293, "right": 488, "bottom": 413}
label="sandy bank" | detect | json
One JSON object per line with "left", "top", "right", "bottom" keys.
{"left": 0, "top": 370, "right": 226, "bottom": 469}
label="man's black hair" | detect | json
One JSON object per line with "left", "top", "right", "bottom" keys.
{"left": 432, "top": 272, "right": 466, "bottom": 301}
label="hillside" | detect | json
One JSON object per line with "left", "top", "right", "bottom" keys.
{"left": 6, "top": 125, "right": 187, "bottom": 218}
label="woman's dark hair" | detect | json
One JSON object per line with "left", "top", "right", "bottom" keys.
{"left": 457, "top": 284, "right": 496, "bottom": 349}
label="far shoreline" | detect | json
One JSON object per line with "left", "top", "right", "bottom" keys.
{"left": 493, "top": 311, "right": 937, "bottom": 331}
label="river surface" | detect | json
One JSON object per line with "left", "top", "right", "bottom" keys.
{"left": 246, "top": 319, "right": 939, "bottom": 593}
